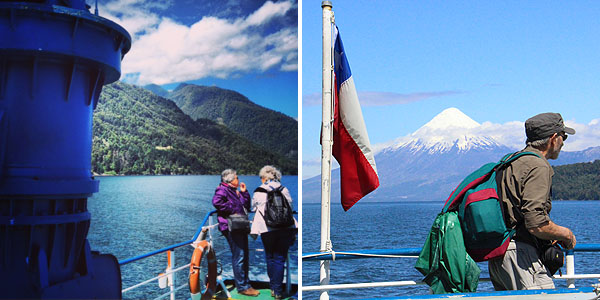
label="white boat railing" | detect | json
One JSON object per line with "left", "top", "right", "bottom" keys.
{"left": 118, "top": 210, "right": 221, "bottom": 300}
{"left": 118, "top": 209, "right": 296, "bottom": 300}
{"left": 302, "top": 245, "right": 600, "bottom": 293}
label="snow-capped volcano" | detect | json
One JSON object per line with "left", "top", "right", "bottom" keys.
{"left": 385, "top": 107, "right": 504, "bottom": 154}
{"left": 419, "top": 107, "right": 480, "bottom": 130}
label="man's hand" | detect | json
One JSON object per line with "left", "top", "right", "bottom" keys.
{"left": 559, "top": 230, "right": 576, "bottom": 250}
{"left": 240, "top": 182, "right": 247, "bottom": 193}
{"left": 530, "top": 222, "right": 576, "bottom": 249}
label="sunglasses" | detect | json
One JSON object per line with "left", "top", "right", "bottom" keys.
{"left": 558, "top": 132, "right": 568, "bottom": 141}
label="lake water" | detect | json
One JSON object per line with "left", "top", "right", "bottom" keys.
{"left": 302, "top": 201, "right": 600, "bottom": 299}
{"left": 86, "top": 175, "right": 298, "bottom": 299}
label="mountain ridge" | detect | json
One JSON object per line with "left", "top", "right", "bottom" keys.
{"left": 165, "top": 84, "right": 298, "bottom": 161}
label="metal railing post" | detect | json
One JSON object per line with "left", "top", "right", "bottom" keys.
{"left": 566, "top": 249, "right": 575, "bottom": 288}
{"left": 168, "top": 250, "right": 175, "bottom": 300}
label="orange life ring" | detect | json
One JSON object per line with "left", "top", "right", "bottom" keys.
{"left": 189, "top": 240, "right": 217, "bottom": 300}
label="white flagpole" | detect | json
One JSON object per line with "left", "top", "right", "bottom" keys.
{"left": 320, "top": 1, "right": 333, "bottom": 300}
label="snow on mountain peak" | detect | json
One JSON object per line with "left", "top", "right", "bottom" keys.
{"left": 384, "top": 107, "right": 503, "bottom": 154}
{"left": 421, "top": 107, "right": 480, "bottom": 130}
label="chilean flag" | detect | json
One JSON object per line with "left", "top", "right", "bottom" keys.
{"left": 332, "top": 26, "right": 380, "bottom": 211}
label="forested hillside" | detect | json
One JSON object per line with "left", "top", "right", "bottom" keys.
{"left": 168, "top": 84, "right": 298, "bottom": 161}
{"left": 91, "top": 82, "right": 296, "bottom": 175}
{"left": 553, "top": 160, "right": 600, "bottom": 200}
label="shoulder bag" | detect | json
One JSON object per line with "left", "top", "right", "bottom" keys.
{"left": 227, "top": 204, "right": 250, "bottom": 234}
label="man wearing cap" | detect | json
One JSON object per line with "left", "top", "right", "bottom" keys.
{"left": 489, "top": 112, "right": 577, "bottom": 290}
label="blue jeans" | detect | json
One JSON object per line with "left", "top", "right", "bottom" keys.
{"left": 261, "top": 229, "right": 295, "bottom": 296}
{"left": 221, "top": 230, "right": 251, "bottom": 292}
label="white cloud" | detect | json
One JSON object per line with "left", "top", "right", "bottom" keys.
{"left": 244, "top": 1, "right": 294, "bottom": 27}
{"left": 358, "top": 91, "right": 464, "bottom": 106}
{"left": 100, "top": 0, "right": 163, "bottom": 37}
{"left": 302, "top": 93, "right": 321, "bottom": 106}
{"left": 302, "top": 157, "right": 320, "bottom": 179}
{"left": 562, "top": 119, "right": 600, "bottom": 152}
{"left": 302, "top": 157, "right": 339, "bottom": 179}
{"left": 474, "top": 121, "right": 524, "bottom": 150}
{"left": 476, "top": 119, "right": 600, "bottom": 152}
{"left": 372, "top": 136, "right": 411, "bottom": 154}
{"left": 99, "top": 0, "right": 297, "bottom": 85}
{"left": 302, "top": 90, "right": 464, "bottom": 107}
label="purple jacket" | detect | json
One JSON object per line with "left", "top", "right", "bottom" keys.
{"left": 212, "top": 182, "right": 251, "bottom": 232}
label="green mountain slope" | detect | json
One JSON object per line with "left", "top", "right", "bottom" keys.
{"left": 92, "top": 82, "right": 296, "bottom": 175}
{"left": 143, "top": 83, "right": 169, "bottom": 98}
{"left": 168, "top": 84, "right": 298, "bottom": 161}
{"left": 553, "top": 160, "right": 600, "bottom": 200}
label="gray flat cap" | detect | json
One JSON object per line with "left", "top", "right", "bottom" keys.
{"left": 525, "top": 112, "right": 575, "bottom": 142}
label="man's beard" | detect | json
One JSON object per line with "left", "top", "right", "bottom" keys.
{"left": 548, "top": 142, "right": 562, "bottom": 160}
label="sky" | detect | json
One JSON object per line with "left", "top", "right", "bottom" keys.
{"left": 302, "top": 1, "right": 600, "bottom": 178}
{"left": 96, "top": 0, "right": 298, "bottom": 118}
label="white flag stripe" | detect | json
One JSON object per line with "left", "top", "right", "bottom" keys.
{"left": 339, "top": 77, "right": 378, "bottom": 174}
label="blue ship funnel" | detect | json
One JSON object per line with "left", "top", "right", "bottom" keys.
{"left": 0, "top": 0, "right": 131, "bottom": 298}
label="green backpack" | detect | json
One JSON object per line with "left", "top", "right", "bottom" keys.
{"left": 442, "top": 151, "right": 540, "bottom": 262}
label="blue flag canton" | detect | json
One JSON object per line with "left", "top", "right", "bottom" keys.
{"left": 333, "top": 26, "right": 352, "bottom": 91}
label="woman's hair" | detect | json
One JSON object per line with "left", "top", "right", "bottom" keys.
{"left": 221, "top": 169, "right": 237, "bottom": 183}
{"left": 259, "top": 165, "right": 281, "bottom": 181}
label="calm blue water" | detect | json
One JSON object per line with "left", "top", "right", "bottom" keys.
{"left": 86, "top": 175, "right": 298, "bottom": 299}
{"left": 302, "top": 201, "right": 600, "bottom": 299}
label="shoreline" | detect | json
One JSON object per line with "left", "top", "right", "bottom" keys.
{"left": 92, "top": 173, "right": 300, "bottom": 177}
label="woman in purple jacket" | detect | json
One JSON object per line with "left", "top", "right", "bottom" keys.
{"left": 212, "top": 169, "right": 259, "bottom": 297}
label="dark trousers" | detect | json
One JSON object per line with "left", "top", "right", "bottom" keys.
{"left": 221, "top": 230, "right": 251, "bottom": 292}
{"left": 261, "top": 229, "right": 295, "bottom": 295}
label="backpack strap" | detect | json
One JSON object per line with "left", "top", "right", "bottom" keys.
{"left": 496, "top": 151, "right": 540, "bottom": 199}
{"left": 254, "top": 185, "right": 284, "bottom": 193}
{"left": 254, "top": 187, "right": 268, "bottom": 193}
{"left": 495, "top": 151, "right": 540, "bottom": 176}
{"left": 254, "top": 186, "right": 271, "bottom": 220}
{"left": 496, "top": 151, "right": 541, "bottom": 233}
{"left": 500, "top": 151, "right": 540, "bottom": 166}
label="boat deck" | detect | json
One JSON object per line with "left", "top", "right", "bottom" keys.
{"left": 359, "top": 287, "right": 599, "bottom": 300}
{"left": 214, "top": 280, "right": 298, "bottom": 300}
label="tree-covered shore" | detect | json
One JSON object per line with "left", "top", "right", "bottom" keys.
{"left": 91, "top": 82, "right": 297, "bottom": 176}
